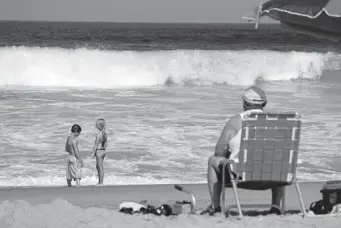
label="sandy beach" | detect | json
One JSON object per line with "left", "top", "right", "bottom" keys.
{"left": 0, "top": 181, "right": 340, "bottom": 228}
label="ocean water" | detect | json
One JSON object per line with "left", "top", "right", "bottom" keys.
{"left": 0, "top": 21, "right": 341, "bottom": 187}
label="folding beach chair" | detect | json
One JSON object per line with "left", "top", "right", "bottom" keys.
{"left": 220, "top": 112, "right": 307, "bottom": 217}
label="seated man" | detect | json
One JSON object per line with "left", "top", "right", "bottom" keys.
{"left": 201, "top": 86, "right": 284, "bottom": 215}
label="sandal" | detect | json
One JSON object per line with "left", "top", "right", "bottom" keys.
{"left": 200, "top": 205, "right": 222, "bottom": 216}
{"left": 269, "top": 205, "right": 282, "bottom": 215}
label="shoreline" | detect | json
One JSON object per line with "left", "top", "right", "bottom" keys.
{"left": 0, "top": 182, "right": 326, "bottom": 210}
{"left": 0, "top": 180, "right": 327, "bottom": 189}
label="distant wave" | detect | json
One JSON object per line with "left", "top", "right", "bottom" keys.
{"left": 0, "top": 46, "right": 340, "bottom": 88}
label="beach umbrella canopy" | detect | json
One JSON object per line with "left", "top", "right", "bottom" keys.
{"left": 258, "top": 0, "right": 341, "bottom": 41}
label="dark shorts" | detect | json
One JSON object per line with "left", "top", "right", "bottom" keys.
{"left": 217, "top": 165, "right": 288, "bottom": 190}
{"left": 217, "top": 164, "right": 238, "bottom": 184}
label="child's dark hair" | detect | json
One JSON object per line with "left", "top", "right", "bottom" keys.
{"left": 71, "top": 124, "right": 82, "bottom": 133}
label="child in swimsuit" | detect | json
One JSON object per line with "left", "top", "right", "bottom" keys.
{"left": 65, "top": 124, "right": 83, "bottom": 187}
{"left": 92, "top": 118, "right": 107, "bottom": 186}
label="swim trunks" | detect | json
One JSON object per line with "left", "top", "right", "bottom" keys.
{"left": 66, "top": 155, "right": 82, "bottom": 180}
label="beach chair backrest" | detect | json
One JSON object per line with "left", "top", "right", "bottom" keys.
{"left": 237, "top": 112, "right": 301, "bottom": 183}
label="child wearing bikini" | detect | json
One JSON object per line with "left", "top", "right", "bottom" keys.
{"left": 92, "top": 118, "right": 107, "bottom": 186}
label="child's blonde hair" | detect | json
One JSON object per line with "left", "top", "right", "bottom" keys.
{"left": 96, "top": 118, "right": 106, "bottom": 131}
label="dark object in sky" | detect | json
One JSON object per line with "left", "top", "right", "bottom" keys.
{"left": 253, "top": 0, "right": 341, "bottom": 41}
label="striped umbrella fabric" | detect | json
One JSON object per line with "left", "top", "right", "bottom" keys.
{"left": 258, "top": 0, "right": 341, "bottom": 41}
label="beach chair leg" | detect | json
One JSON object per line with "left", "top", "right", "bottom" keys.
{"left": 295, "top": 181, "right": 307, "bottom": 217}
{"left": 281, "top": 187, "right": 286, "bottom": 215}
{"left": 221, "top": 164, "right": 226, "bottom": 217}
{"left": 227, "top": 165, "right": 243, "bottom": 218}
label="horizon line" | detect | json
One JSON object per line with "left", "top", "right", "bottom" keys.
{"left": 0, "top": 19, "right": 278, "bottom": 24}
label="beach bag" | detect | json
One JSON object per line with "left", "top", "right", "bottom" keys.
{"left": 309, "top": 199, "right": 331, "bottom": 215}
{"left": 321, "top": 180, "right": 341, "bottom": 204}
{"left": 309, "top": 180, "right": 341, "bottom": 215}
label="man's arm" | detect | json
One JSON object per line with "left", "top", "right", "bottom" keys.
{"left": 215, "top": 121, "right": 232, "bottom": 158}
{"left": 215, "top": 115, "right": 241, "bottom": 159}
{"left": 72, "top": 139, "right": 83, "bottom": 166}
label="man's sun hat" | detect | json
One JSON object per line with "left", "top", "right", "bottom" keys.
{"left": 242, "top": 86, "right": 267, "bottom": 105}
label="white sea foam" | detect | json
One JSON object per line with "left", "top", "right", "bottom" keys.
{"left": 0, "top": 46, "right": 340, "bottom": 88}
{"left": 0, "top": 174, "right": 203, "bottom": 187}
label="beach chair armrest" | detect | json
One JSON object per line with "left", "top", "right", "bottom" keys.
{"left": 219, "top": 159, "right": 236, "bottom": 165}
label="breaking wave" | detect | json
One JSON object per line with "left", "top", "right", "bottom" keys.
{"left": 0, "top": 46, "right": 340, "bottom": 88}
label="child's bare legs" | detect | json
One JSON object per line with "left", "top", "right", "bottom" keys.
{"left": 96, "top": 153, "right": 105, "bottom": 185}
{"left": 75, "top": 178, "right": 80, "bottom": 187}
{"left": 67, "top": 179, "right": 80, "bottom": 187}
{"left": 96, "top": 162, "right": 100, "bottom": 184}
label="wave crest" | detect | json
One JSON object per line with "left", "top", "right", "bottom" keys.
{"left": 0, "top": 46, "right": 340, "bottom": 88}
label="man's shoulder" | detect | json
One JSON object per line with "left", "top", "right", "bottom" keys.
{"left": 226, "top": 113, "right": 242, "bottom": 128}
{"left": 227, "top": 109, "right": 263, "bottom": 125}
{"left": 220, "top": 113, "right": 243, "bottom": 143}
